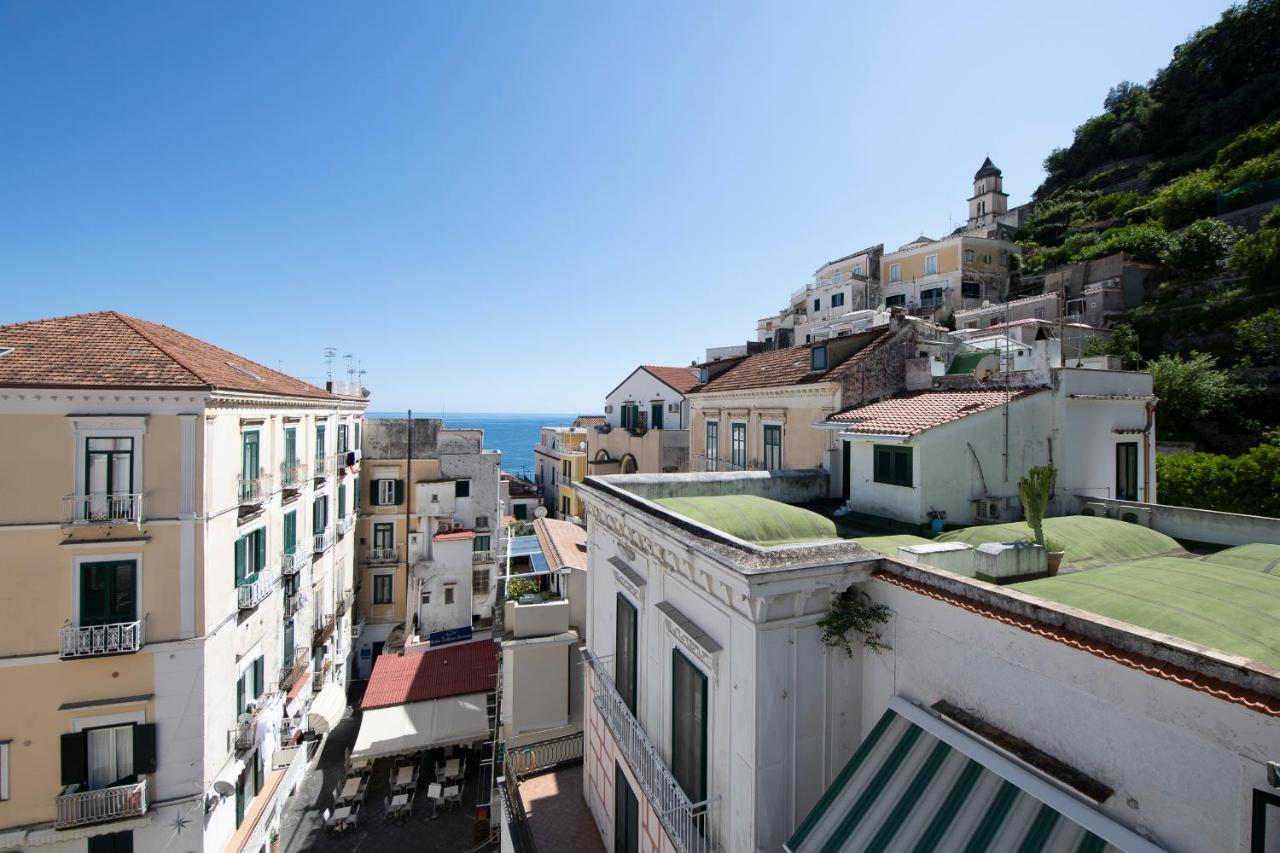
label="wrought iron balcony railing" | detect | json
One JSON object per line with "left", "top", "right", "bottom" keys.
{"left": 281, "top": 549, "right": 306, "bottom": 576}
{"left": 313, "top": 530, "right": 333, "bottom": 554}
{"left": 55, "top": 779, "right": 148, "bottom": 829}
{"left": 586, "top": 651, "right": 719, "bottom": 853}
{"left": 313, "top": 454, "right": 336, "bottom": 479}
{"left": 237, "top": 473, "right": 271, "bottom": 506}
{"left": 313, "top": 613, "right": 336, "bottom": 648}
{"left": 237, "top": 569, "right": 275, "bottom": 610}
{"left": 368, "top": 546, "right": 399, "bottom": 563}
{"left": 280, "top": 461, "right": 309, "bottom": 490}
{"left": 60, "top": 619, "right": 145, "bottom": 659}
{"left": 62, "top": 493, "right": 143, "bottom": 526}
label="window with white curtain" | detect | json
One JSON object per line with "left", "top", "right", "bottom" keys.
{"left": 87, "top": 724, "right": 134, "bottom": 789}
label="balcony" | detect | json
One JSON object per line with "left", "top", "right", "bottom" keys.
{"left": 313, "top": 614, "right": 335, "bottom": 648}
{"left": 237, "top": 569, "right": 275, "bottom": 610}
{"left": 282, "top": 591, "right": 304, "bottom": 618}
{"left": 230, "top": 719, "right": 256, "bottom": 753}
{"left": 586, "top": 652, "right": 719, "bottom": 853}
{"left": 335, "top": 589, "right": 354, "bottom": 618}
{"left": 280, "top": 461, "right": 309, "bottom": 491}
{"left": 368, "top": 546, "right": 399, "bottom": 564}
{"left": 472, "top": 549, "right": 494, "bottom": 564}
{"left": 335, "top": 449, "right": 359, "bottom": 476}
{"left": 279, "top": 655, "right": 308, "bottom": 693}
{"left": 60, "top": 619, "right": 145, "bottom": 659}
{"left": 313, "top": 659, "right": 332, "bottom": 691}
{"left": 55, "top": 779, "right": 148, "bottom": 829}
{"left": 281, "top": 549, "right": 307, "bottom": 576}
{"left": 62, "top": 493, "right": 142, "bottom": 527}
{"left": 313, "top": 530, "right": 333, "bottom": 554}
{"left": 238, "top": 473, "right": 271, "bottom": 507}
{"left": 336, "top": 516, "right": 352, "bottom": 537}
{"left": 313, "top": 454, "right": 336, "bottom": 480}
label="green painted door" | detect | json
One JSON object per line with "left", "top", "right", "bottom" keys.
{"left": 614, "top": 763, "right": 639, "bottom": 853}
{"left": 242, "top": 431, "right": 259, "bottom": 480}
{"left": 651, "top": 403, "right": 664, "bottom": 430}
{"left": 80, "top": 561, "right": 137, "bottom": 626}
{"left": 283, "top": 620, "right": 295, "bottom": 666}
{"left": 283, "top": 511, "right": 296, "bottom": 554}
{"left": 284, "top": 428, "right": 296, "bottom": 467}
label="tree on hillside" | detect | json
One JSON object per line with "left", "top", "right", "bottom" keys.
{"left": 1147, "top": 351, "right": 1246, "bottom": 438}
{"left": 1163, "top": 218, "right": 1244, "bottom": 275}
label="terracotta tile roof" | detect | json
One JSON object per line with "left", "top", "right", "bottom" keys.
{"left": 641, "top": 365, "right": 701, "bottom": 395}
{"left": 695, "top": 330, "right": 889, "bottom": 394}
{"left": 534, "top": 517, "right": 587, "bottom": 572}
{"left": 876, "top": 571, "right": 1280, "bottom": 718}
{"left": 361, "top": 639, "right": 498, "bottom": 710}
{"left": 827, "top": 388, "right": 1044, "bottom": 434}
{"left": 433, "top": 529, "right": 476, "bottom": 542}
{"left": 573, "top": 415, "right": 606, "bottom": 428}
{"left": 0, "top": 310, "right": 339, "bottom": 399}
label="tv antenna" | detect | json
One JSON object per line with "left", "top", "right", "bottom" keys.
{"left": 323, "top": 348, "right": 337, "bottom": 383}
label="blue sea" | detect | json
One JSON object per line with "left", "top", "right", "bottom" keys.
{"left": 366, "top": 412, "right": 576, "bottom": 479}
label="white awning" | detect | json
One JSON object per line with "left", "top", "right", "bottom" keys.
{"left": 351, "top": 692, "right": 490, "bottom": 761}
{"left": 307, "top": 682, "right": 347, "bottom": 734}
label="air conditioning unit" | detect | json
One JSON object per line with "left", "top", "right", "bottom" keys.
{"left": 1117, "top": 505, "right": 1152, "bottom": 527}
{"left": 973, "top": 498, "right": 1005, "bottom": 522}
{"left": 605, "top": 404, "right": 613, "bottom": 413}
{"left": 667, "top": 403, "right": 679, "bottom": 413}
{"left": 1079, "top": 501, "right": 1109, "bottom": 518}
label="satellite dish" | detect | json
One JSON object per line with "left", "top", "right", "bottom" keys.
{"left": 212, "top": 780, "right": 236, "bottom": 798}
{"left": 533, "top": 506, "right": 548, "bottom": 519}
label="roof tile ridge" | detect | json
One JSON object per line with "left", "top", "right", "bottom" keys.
{"left": 111, "top": 311, "right": 208, "bottom": 386}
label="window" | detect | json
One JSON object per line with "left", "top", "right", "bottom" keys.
{"left": 283, "top": 510, "right": 297, "bottom": 554}
{"left": 1254, "top": 790, "right": 1280, "bottom": 853}
{"left": 1001, "top": 250, "right": 1010, "bottom": 267}
{"left": 283, "top": 618, "right": 295, "bottom": 667}
{"left": 475, "top": 515, "right": 490, "bottom": 530}
{"left": 240, "top": 431, "right": 260, "bottom": 493}
{"left": 704, "top": 421, "right": 718, "bottom": 471}
{"left": 444, "top": 586, "right": 455, "bottom": 605}
{"left": 474, "top": 535, "right": 491, "bottom": 552}
{"left": 79, "top": 560, "right": 138, "bottom": 626}
{"left": 1116, "top": 442, "right": 1139, "bottom": 501}
{"left": 730, "top": 423, "right": 747, "bottom": 469}
{"left": 650, "top": 402, "right": 664, "bottom": 430}
{"left": 354, "top": 420, "right": 361, "bottom": 450}
{"left": 472, "top": 569, "right": 490, "bottom": 595}
{"left": 283, "top": 427, "right": 297, "bottom": 468}
{"left": 831, "top": 292, "right": 845, "bottom": 308}
{"left": 237, "top": 655, "right": 264, "bottom": 715}
{"left": 373, "top": 574, "right": 394, "bottom": 604}
{"left": 671, "top": 649, "right": 708, "bottom": 803}
{"left": 853, "top": 265, "right": 863, "bottom": 276}
{"left": 86, "top": 437, "right": 133, "bottom": 499}
{"left": 337, "top": 424, "right": 349, "bottom": 454}
{"left": 810, "top": 345, "right": 827, "bottom": 372}
{"left": 561, "top": 495, "right": 572, "bottom": 516}
{"left": 885, "top": 294, "right": 906, "bottom": 308}
{"left": 315, "top": 424, "right": 326, "bottom": 462}
{"left": 235, "top": 528, "right": 266, "bottom": 586}
{"left": 376, "top": 479, "right": 399, "bottom": 506}
{"left": 373, "top": 522, "right": 394, "bottom": 550}
{"left": 337, "top": 483, "right": 347, "bottom": 520}
{"left": 1034, "top": 307, "right": 1045, "bottom": 319}
{"left": 962, "top": 281, "right": 981, "bottom": 299}
{"left": 981, "top": 254, "right": 993, "bottom": 264}
{"left": 763, "top": 424, "right": 782, "bottom": 470}
{"left": 514, "top": 503, "right": 528, "bottom": 520}
{"left": 965, "top": 249, "right": 975, "bottom": 262}
{"left": 421, "top": 589, "right": 432, "bottom": 606}
{"left": 924, "top": 254, "right": 938, "bottom": 276}
{"left": 698, "top": 367, "right": 708, "bottom": 384}
{"left": 873, "top": 445, "right": 913, "bottom": 487}
{"left": 313, "top": 495, "right": 328, "bottom": 537}
{"left": 562, "top": 458, "right": 572, "bottom": 479}
{"left": 615, "top": 763, "right": 640, "bottom": 853}
{"left": 353, "top": 475, "right": 360, "bottom": 512}
{"left": 813, "top": 298, "right": 821, "bottom": 311}
{"left": 0, "top": 741, "right": 8, "bottom": 801}
{"left": 920, "top": 287, "right": 944, "bottom": 308}
{"left": 620, "top": 402, "right": 640, "bottom": 429}
{"left": 61, "top": 722, "right": 155, "bottom": 794}
{"left": 88, "top": 831, "right": 133, "bottom": 853}
{"left": 455, "top": 480, "right": 471, "bottom": 498}
{"left": 615, "top": 594, "right": 638, "bottom": 713}
{"left": 889, "top": 263, "right": 901, "bottom": 282}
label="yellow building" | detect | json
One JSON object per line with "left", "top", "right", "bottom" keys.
{"left": 0, "top": 312, "right": 366, "bottom": 853}
{"left": 533, "top": 425, "right": 589, "bottom": 520}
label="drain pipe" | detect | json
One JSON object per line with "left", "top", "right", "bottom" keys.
{"left": 1141, "top": 400, "right": 1156, "bottom": 502}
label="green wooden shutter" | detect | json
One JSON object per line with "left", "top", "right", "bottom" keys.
{"left": 371, "top": 479, "right": 379, "bottom": 506}
{"left": 338, "top": 485, "right": 346, "bottom": 519}
{"left": 874, "top": 448, "right": 890, "bottom": 483}
{"left": 253, "top": 657, "right": 264, "bottom": 698}
{"left": 132, "top": 724, "right": 157, "bottom": 775}
{"left": 284, "top": 511, "right": 296, "bottom": 553}
{"left": 60, "top": 731, "right": 88, "bottom": 786}
{"left": 255, "top": 530, "right": 266, "bottom": 575}
{"left": 394, "top": 480, "right": 405, "bottom": 505}
{"left": 234, "top": 537, "right": 246, "bottom": 586}
{"left": 237, "top": 673, "right": 245, "bottom": 716}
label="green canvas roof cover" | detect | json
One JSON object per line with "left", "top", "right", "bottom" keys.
{"left": 1199, "top": 543, "right": 1280, "bottom": 574}
{"left": 1013, "top": 558, "right": 1280, "bottom": 668}
{"left": 652, "top": 494, "right": 837, "bottom": 546}
{"left": 785, "top": 699, "right": 1160, "bottom": 853}
{"left": 936, "top": 515, "right": 1184, "bottom": 570}
{"left": 946, "top": 350, "right": 992, "bottom": 375}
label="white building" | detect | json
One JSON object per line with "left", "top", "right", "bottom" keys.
{"left": 573, "top": 470, "right": 1280, "bottom": 853}
{"left": 588, "top": 365, "right": 699, "bottom": 476}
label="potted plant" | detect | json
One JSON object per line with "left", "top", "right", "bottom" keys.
{"left": 1043, "top": 537, "right": 1066, "bottom": 576}
{"left": 1017, "top": 464, "right": 1057, "bottom": 547}
{"left": 269, "top": 828, "right": 280, "bottom": 853}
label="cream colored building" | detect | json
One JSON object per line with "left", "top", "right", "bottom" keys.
{"left": 534, "top": 427, "right": 588, "bottom": 520}
{"left": 0, "top": 311, "right": 366, "bottom": 853}
{"left": 879, "top": 232, "right": 1017, "bottom": 321}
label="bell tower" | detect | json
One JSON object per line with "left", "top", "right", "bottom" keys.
{"left": 967, "top": 157, "right": 1008, "bottom": 232}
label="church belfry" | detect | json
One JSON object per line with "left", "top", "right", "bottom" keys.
{"left": 967, "top": 157, "right": 1008, "bottom": 230}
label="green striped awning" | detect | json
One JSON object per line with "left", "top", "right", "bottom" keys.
{"left": 786, "top": 699, "right": 1163, "bottom": 853}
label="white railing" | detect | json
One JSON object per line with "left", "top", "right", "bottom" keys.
{"left": 280, "top": 461, "right": 309, "bottom": 489}
{"left": 281, "top": 550, "right": 306, "bottom": 575}
{"left": 62, "top": 493, "right": 142, "bottom": 526}
{"left": 313, "top": 530, "right": 333, "bottom": 553}
{"left": 237, "top": 569, "right": 275, "bottom": 610}
{"left": 587, "top": 652, "right": 719, "bottom": 853}
{"left": 314, "top": 455, "right": 335, "bottom": 479}
{"left": 472, "top": 550, "right": 494, "bottom": 563}
{"left": 238, "top": 474, "right": 271, "bottom": 505}
{"left": 55, "top": 779, "right": 148, "bottom": 828}
{"left": 336, "top": 516, "right": 352, "bottom": 536}
{"left": 369, "top": 546, "right": 399, "bottom": 563}
{"left": 60, "top": 619, "right": 145, "bottom": 658}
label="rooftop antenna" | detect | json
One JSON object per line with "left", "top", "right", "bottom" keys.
{"left": 323, "top": 347, "right": 337, "bottom": 383}
{"left": 344, "top": 352, "right": 355, "bottom": 384}
{"left": 356, "top": 360, "right": 367, "bottom": 390}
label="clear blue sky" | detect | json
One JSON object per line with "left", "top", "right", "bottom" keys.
{"left": 0, "top": 0, "right": 1225, "bottom": 413}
